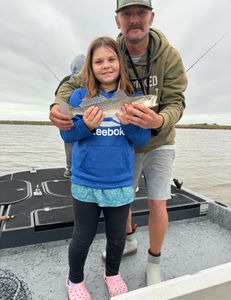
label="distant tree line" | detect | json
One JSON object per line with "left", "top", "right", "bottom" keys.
{"left": 0, "top": 120, "right": 230, "bottom": 130}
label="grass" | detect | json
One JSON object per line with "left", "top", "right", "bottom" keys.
{"left": 0, "top": 120, "right": 230, "bottom": 129}
{"left": 0, "top": 120, "right": 52, "bottom": 126}
{"left": 175, "top": 124, "right": 231, "bottom": 130}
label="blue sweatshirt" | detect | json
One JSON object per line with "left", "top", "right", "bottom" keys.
{"left": 60, "top": 87, "right": 150, "bottom": 189}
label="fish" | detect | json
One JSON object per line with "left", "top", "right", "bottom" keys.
{"left": 59, "top": 89, "right": 157, "bottom": 118}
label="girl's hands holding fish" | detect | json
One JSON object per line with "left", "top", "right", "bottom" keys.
{"left": 83, "top": 106, "right": 104, "bottom": 131}
{"left": 116, "top": 104, "right": 131, "bottom": 125}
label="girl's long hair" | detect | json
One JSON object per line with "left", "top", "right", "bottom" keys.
{"left": 82, "top": 36, "right": 134, "bottom": 98}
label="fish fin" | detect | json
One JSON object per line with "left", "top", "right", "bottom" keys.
{"left": 111, "top": 117, "right": 121, "bottom": 124}
{"left": 112, "top": 89, "right": 128, "bottom": 100}
{"left": 79, "top": 95, "right": 108, "bottom": 107}
{"left": 59, "top": 101, "right": 73, "bottom": 118}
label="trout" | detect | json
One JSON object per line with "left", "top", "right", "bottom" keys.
{"left": 59, "top": 90, "right": 157, "bottom": 118}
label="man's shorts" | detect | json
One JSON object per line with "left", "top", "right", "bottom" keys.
{"left": 134, "top": 147, "right": 175, "bottom": 201}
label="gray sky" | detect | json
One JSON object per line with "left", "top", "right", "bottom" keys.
{"left": 0, "top": 0, "right": 230, "bottom": 124}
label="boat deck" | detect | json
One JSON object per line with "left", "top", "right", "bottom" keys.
{"left": 0, "top": 168, "right": 231, "bottom": 299}
{"left": 0, "top": 168, "right": 205, "bottom": 249}
{"left": 1, "top": 201, "right": 231, "bottom": 300}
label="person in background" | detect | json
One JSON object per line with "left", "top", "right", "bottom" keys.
{"left": 50, "top": 0, "right": 187, "bottom": 286}
{"left": 55, "top": 54, "right": 85, "bottom": 178}
{"left": 60, "top": 36, "right": 150, "bottom": 299}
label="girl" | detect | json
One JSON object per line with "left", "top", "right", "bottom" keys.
{"left": 60, "top": 36, "right": 150, "bottom": 300}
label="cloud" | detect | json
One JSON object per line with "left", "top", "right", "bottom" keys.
{"left": 0, "top": 100, "right": 49, "bottom": 121}
{"left": 0, "top": 0, "right": 230, "bottom": 124}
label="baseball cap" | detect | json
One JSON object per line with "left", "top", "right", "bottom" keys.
{"left": 116, "top": 0, "right": 153, "bottom": 12}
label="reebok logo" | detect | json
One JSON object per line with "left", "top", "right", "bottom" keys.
{"left": 93, "top": 127, "right": 125, "bottom": 136}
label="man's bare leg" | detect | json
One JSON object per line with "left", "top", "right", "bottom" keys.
{"left": 126, "top": 208, "right": 132, "bottom": 233}
{"left": 148, "top": 200, "right": 168, "bottom": 253}
{"left": 146, "top": 199, "right": 168, "bottom": 285}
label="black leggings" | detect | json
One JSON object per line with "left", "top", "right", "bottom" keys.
{"left": 69, "top": 198, "right": 130, "bottom": 283}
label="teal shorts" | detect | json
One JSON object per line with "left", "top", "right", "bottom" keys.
{"left": 71, "top": 184, "right": 134, "bottom": 207}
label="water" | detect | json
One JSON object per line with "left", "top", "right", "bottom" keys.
{"left": 0, "top": 125, "right": 230, "bottom": 206}
{"left": 173, "top": 128, "right": 231, "bottom": 206}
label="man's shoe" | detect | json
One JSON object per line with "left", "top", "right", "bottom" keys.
{"left": 64, "top": 169, "right": 71, "bottom": 178}
{"left": 145, "top": 252, "right": 161, "bottom": 285}
{"left": 102, "top": 236, "right": 138, "bottom": 260}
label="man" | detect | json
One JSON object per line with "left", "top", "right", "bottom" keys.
{"left": 49, "top": 0, "right": 187, "bottom": 286}
{"left": 54, "top": 54, "right": 85, "bottom": 178}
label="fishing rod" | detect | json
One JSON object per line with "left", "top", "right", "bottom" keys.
{"left": 173, "top": 33, "right": 228, "bottom": 191}
{"left": 186, "top": 33, "right": 228, "bottom": 72}
{"left": 40, "top": 60, "right": 61, "bottom": 82}
{"left": 40, "top": 33, "right": 228, "bottom": 80}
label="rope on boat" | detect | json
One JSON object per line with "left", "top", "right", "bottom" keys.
{"left": 0, "top": 269, "right": 32, "bottom": 300}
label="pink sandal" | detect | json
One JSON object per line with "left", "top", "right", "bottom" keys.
{"left": 104, "top": 273, "right": 128, "bottom": 297}
{"left": 66, "top": 280, "right": 92, "bottom": 300}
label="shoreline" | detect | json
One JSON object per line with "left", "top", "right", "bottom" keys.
{"left": 0, "top": 120, "right": 230, "bottom": 130}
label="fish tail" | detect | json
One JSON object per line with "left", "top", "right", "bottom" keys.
{"left": 58, "top": 101, "right": 73, "bottom": 118}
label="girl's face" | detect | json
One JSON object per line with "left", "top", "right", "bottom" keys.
{"left": 92, "top": 46, "right": 120, "bottom": 91}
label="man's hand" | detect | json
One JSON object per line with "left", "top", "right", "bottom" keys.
{"left": 83, "top": 106, "right": 104, "bottom": 131}
{"left": 121, "top": 102, "right": 164, "bottom": 129}
{"left": 49, "top": 104, "right": 73, "bottom": 130}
